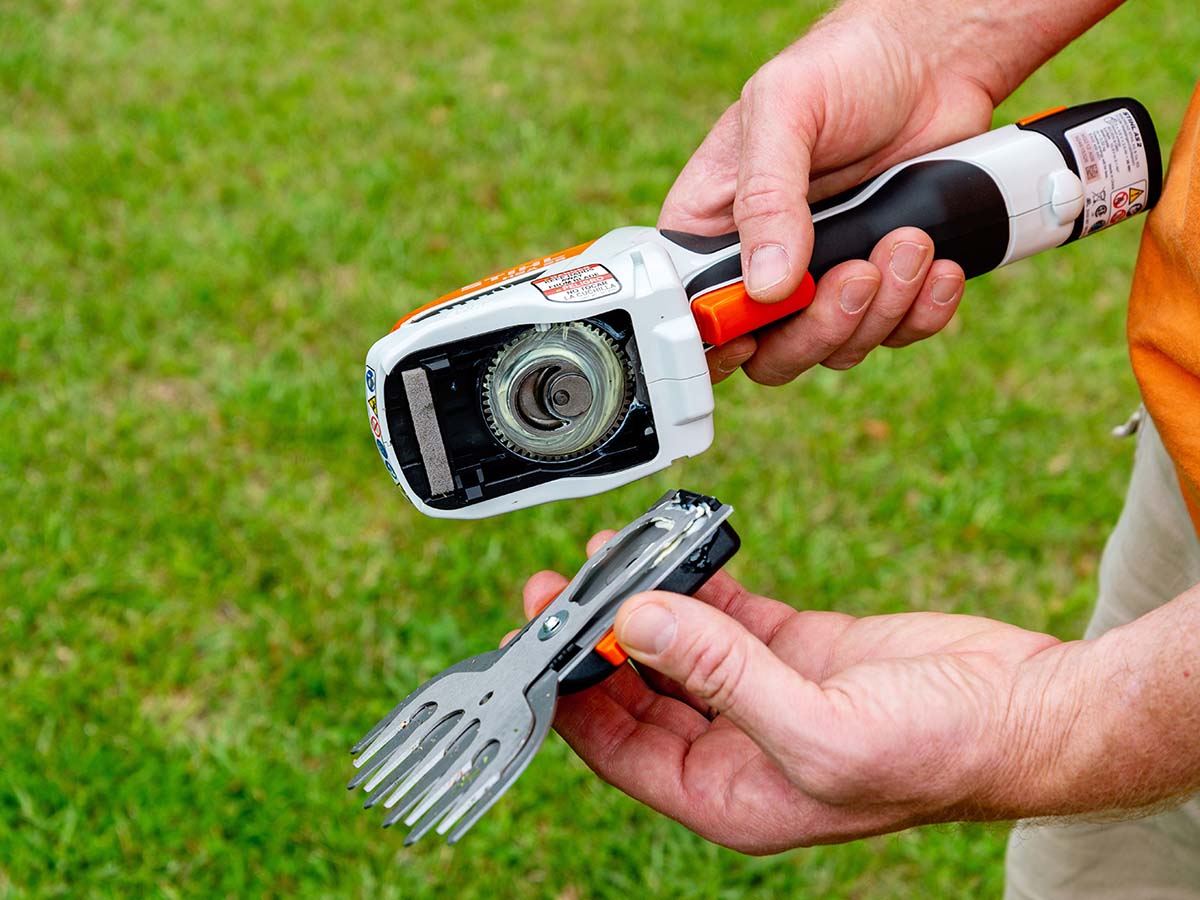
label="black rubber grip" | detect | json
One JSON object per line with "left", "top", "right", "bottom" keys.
{"left": 559, "top": 520, "right": 741, "bottom": 695}
{"left": 808, "top": 159, "right": 1010, "bottom": 280}
{"left": 668, "top": 157, "right": 1010, "bottom": 299}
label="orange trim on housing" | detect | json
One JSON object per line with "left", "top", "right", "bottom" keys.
{"left": 390, "top": 240, "right": 597, "bottom": 332}
{"left": 1017, "top": 105, "right": 1067, "bottom": 126}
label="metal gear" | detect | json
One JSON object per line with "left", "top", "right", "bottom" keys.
{"left": 482, "top": 322, "right": 633, "bottom": 460}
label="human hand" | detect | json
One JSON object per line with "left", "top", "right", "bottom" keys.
{"left": 662, "top": 1, "right": 1000, "bottom": 383}
{"left": 520, "top": 532, "right": 1070, "bottom": 853}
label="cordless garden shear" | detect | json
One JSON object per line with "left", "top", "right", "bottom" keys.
{"left": 364, "top": 99, "right": 1161, "bottom": 518}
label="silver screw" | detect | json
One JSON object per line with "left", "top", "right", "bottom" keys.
{"left": 538, "top": 611, "right": 568, "bottom": 640}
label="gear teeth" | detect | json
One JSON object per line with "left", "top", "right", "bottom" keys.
{"left": 482, "top": 321, "right": 634, "bottom": 461}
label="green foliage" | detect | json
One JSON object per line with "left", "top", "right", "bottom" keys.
{"left": 1, "top": 1, "right": 1196, "bottom": 896}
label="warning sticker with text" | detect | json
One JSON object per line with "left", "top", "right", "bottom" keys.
{"left": 1065, "top": 108, "right": 1151, "bottom": 235}
{"left": 533, "top": 264, "right": 621, "bottom": 303}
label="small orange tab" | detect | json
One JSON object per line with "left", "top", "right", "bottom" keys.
{"left": 1017, "top": 106, "right": 1067, "bottom": 126}
{"left": 391, "top": 239, "right": 596, "bottom": 332}
{"left": 691, "top": 273, "right": 816, "bottom": 346}
{"left": 594, "top": 629, "right": 628, "bottom": 667}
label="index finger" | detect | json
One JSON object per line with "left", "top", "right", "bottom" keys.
{"left": 658, "top": 102, "right": 742, "bottom": 234}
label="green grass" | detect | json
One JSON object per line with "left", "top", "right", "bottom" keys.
{"left": 2, "top": 0, "right": 1197, "bottom": 896}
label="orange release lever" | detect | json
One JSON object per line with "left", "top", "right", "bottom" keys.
{"left": 690, "top": 273, "right": 817, "bottom": 346}
{"left": 594, "top": 629, "right": 629, "bottom": 667}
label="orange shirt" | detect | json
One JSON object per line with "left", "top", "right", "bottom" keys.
{"left": 1128, "top": 81, "right": 1200, "bottom": 533}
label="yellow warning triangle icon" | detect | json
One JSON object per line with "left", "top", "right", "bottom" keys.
{"left": 1128, "top": 186, "right": 1144, "bottom": 204}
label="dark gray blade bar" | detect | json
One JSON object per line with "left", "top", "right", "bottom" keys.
{"left": 401, "top": 367, "right": 454, "bottom": 496}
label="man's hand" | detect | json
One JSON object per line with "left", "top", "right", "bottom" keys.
{"left": 663, "top": 0, "right": 1119, "bottom": 384}
{"left": 664, "top": 6, "right": 992, "bottom": 383}
{"left": 520, "top": 533, "right": 1200, "bottom": 854}
{"left": 522, "top": 535, "right": 1056, "bottom": 852}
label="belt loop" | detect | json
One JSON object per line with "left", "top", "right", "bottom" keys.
{"left": 1111, "top": 405, "right": 1145, "bottom": 439}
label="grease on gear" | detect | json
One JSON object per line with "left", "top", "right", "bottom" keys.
{"left": 482, "top": 322, "right": 633, "bottom": 459}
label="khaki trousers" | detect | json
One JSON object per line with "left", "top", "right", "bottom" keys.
{"left": 1005, "top": 414, "right": 1200, "bottom": 898}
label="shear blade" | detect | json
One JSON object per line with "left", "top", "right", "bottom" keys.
{"left": 443, "top": 670, "right": 559, "bottom": 844}
{"left": 362, "top": 710, "right": 462, "bottom": 794}
{"left": 402, "top": 740, "right": 502, "bottom": 845}
{"left": 381, "top": 721, "right": 481, "bottom": 827}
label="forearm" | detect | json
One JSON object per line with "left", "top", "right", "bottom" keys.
{"left": 1002, "top": 583, "right": 1200, "bottom": 817}
{"left": 823, "top": 0, "right": 1126, "bottom": 103}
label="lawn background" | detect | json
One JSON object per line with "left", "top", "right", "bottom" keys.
{"left": 2, "top": 1, "right": 1197, "bottom": 897}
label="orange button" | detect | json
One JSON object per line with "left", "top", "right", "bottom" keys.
{"left": 691, "top": 273, "right": 816, "bottom": 346}
{"left": 594, "top": 629, "right": 628, "bottom": 667}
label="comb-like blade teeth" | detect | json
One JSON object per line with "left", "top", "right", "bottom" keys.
{"left": 441, "top": 746, "right": 532, "bottom": 845}
{"left": 362, "top": 710, "right": 463, "bottom": 794}
{"left": 347, "top": 703, "right": 438, "bottom": 790}
{"left": 404, "top": 737, "right": 506, "bottom": 828}
{"left": 348, "top": 731, "right": 414, "bottom": 792}
{"left": 362, "top": 739, "right": 432, "bottom": 810}
{"left": 350, "top": 695, "right": 424, "bottom": 757}
{"left": 350, "top": 648, "right": 506, "bottom": 765}
{"left": 375, "top": 714, "right": 471, "bottom": 810}
{"left": 381, "top": 721, "right": 481, "bottom": 828}
{"left": 436, "top": 770, "right": 502, "bottom": 838}
{"left": 355, "top": 697, "right": 443, "bottom": 766}
{"left": 402, "top": 740, "right": 502, "bottom": 846}
{"left": 443, "top": 669, "right": 559, "bottom": 844}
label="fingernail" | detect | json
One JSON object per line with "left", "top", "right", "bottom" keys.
{"left": 889, "top": 241, "right": 929, "bottom": 282}
{"left": 839, "top": 276, "right": 878, "bottom": 314}
{"left": 619, "top": 602, "right": 677, "bottom": 655}
{"left": 931, "top": 274, "right": 962, "bottom": 306}
{"left": 747, "top": 244, "right": 790, "bottom": 296}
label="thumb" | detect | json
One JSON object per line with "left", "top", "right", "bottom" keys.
{"left": 614, "top": 590, "right": 829, "bottom": 759}
{"left": 734, "top": 60, "right": 818, "bottom": 303}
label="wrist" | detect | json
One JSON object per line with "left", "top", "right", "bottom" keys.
{"left": 987, "top": 638, "right": 1102, "bottom": 817}
{"left": 825, "top": 0, "right": 1122, "bottom": 105}
{"left": 986, "top": 598, "right": 1197, "bottom": 819}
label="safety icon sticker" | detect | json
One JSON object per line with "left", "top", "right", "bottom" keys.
{"left": 1065, "top": 108, "right": 1150, "bottom": 235}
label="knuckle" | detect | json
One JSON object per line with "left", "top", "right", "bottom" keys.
{"left": 742, "top": 57, "right": 796, "bottom": 101}
{"left": 680, "top": 632, "right": 750, "bottom": 713}
{"left": 745, "top": 357, "right": 798, "bottom": 386}
{"left": 739, "top": 64, "right": 776, "bottom": 105}
{"left": 874, "top": 289, "right": 919, "bottom": 318}
{"left": 734, "top": 171, "right": 794, "bottom": 224}
{"left": 738, "top": 76, "right": 757, "bottom": 106}
{"left": 823, "top": 349, "right": 868, "bottom": 370}
{"left": 806, "top": 317, "right": 849, "bottom": 354}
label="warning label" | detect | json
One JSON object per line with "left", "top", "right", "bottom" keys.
{"left": 1065, "top": 108, "right": 1150, "bottom": 236}
{"left": 533, "top": 264, "right": 621, "bottom": 303}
